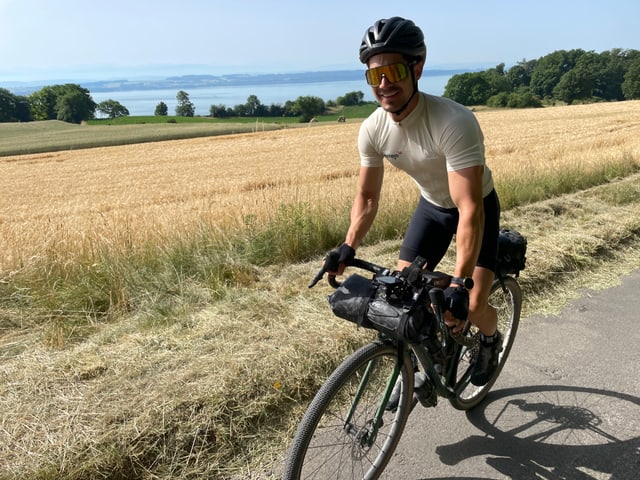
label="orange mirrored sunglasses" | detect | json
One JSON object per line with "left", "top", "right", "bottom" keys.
{"left": 364, "top": 63, "right": 411, "bottom": 86}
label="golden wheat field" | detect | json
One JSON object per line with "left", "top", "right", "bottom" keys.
{"left": 1, "top": 101, "right": 640, "bottom": 273}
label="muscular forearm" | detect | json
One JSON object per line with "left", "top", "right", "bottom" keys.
{"left": 345, "top": 166, "right": 383, "bottom": 249}
{"left": 448, "top": 165, "right": 485, "bottom": 277}
{"left": 345, "top": 194, "right": 379, "bottom": 249}
{"left": 454, "top": 208, "right": 483, "bottom": 277}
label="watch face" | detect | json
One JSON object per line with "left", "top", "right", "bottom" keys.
{"left": 453, "top": 276, "right": 474, "bottom": 289}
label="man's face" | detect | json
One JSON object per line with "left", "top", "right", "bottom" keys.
{"left": 367, "top": 53, "right": 423, "bottom": 118}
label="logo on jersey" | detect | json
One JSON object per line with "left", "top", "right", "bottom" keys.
{"left": 384, "top": 151, "right": 403, "bottom": 161}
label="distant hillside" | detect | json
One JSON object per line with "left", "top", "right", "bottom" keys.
{"left": 7, "top": 69, "right": 468, "bottom": 96}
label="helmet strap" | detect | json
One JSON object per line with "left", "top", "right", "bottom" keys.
{"left": 391, "top": 62, "right": 418, "bottom": 116}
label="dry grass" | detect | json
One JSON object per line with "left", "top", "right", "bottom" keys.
{"left": 2, "top": 101, "right": 640, "bottom": 478}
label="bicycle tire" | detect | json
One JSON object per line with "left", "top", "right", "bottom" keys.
{"left": 449, "top": 275, "right": 522, "bottom": 410}
{"left": 283, "top": 341, "right": 414, "bottom": 480}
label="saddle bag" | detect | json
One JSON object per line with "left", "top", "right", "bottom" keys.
{"left": 497, "top": 228, "right": 527, "bottom": 277}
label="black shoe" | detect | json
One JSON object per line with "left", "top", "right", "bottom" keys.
{"left": 470, "top": 331, "right": 503, "bottom": 386}
{"left": 385, "top": 372, "right": 436, "bottom": 411}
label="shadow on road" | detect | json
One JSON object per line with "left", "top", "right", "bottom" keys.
{"left": 433, "top": 385, "right": 640, "bottom": 480}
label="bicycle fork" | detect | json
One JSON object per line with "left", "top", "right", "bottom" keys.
{"left": 343, "top": 358, "right": 402, "bottom": 448}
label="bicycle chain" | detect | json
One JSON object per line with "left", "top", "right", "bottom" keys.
{"left": 451, "top": 329, "right": 479, "bottom": 349}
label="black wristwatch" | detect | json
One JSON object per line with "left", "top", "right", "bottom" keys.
{"left": 451, "top": 276, "right": 474, "bottom": 290}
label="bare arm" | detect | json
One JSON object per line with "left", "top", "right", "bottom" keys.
{"left": 448, "top": 165, "right": 485, "bottom": 278}
{"left": 345, "top": 165, "right": 384, "bottom": 249}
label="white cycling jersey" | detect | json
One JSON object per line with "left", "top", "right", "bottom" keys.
{"left": 358, "top": 92, "right": 494, "bottom": 209}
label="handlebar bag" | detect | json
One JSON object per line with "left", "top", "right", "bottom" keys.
{"left": 327, "top": 274, "right": 376, "bottom": 329}
{"left": 328, "top": 274, "right": 431, "bottom": 343}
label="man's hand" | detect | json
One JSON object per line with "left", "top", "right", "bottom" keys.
{"left": 325, "top": 243, "right": 355, "bottom": 275}
{"left": 443, "top": 285, "right": 469, "bottom": 332}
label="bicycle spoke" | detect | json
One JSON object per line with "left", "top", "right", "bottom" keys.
{"left": 284, "top": 342, "right": 413, "bottom": 480}
{"left": 450, "top": 276, "right": 521, "bottom": 410}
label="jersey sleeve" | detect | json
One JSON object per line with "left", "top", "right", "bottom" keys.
{"left": 358, "top": 114, "right": 385, "bottom": 168}
{"left": 438, "top": 108, "right": 485, "bottom": 172}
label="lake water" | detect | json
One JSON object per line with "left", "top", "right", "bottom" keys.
{"left": 90, "top": 75, "right": 452, "bottom": 117}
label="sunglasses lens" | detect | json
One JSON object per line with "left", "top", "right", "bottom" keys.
{"left": 365, "top": 63, "right": 409, "bottom": 86}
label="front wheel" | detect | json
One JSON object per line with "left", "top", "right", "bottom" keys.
{"left": 449, "top": 276, "right": 522, "bottom": 410}
{"left": 283, "top": 341, "right": 414, "bottom": 480}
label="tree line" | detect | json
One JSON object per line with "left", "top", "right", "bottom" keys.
{"left": 0, "top": 84, "right": 366, "bottom": 124}
{"left": 443, "top": 48, "right": 640, "bottom": 107}
{"left": 3, "top": 48, "right": 640, "bottom": 123}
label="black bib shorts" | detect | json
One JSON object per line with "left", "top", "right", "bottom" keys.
{"left": 399, "top": 189, "right": 501, "bottom": 272}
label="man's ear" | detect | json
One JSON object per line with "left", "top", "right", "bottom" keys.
{"left": 413, "top": 60, "right": 425, "bottom": 80}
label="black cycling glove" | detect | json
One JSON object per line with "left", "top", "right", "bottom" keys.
{"left": 443, "top": 285, "right": 469, "bottom": 321}
{"left": 325, "top": 243, "right": 355, "bottom": 273}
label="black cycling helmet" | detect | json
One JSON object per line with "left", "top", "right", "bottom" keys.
{"left": 359, "top": 17, "right": 427, "bottom": 64}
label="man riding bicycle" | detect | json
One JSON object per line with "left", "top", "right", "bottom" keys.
{"left": 327, "top": 16, "right": 502, "bottom": 386}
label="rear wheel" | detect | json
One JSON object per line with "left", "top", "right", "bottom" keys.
{"left": 283, "top": 341, "right": 414, "bottom": 480}
{"left": 449, "top": 276, "right": 521, "bottom": 410}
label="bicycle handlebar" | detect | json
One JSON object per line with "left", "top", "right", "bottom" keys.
{"left": 308, "top": 257, "right": 391, "bottom": 289}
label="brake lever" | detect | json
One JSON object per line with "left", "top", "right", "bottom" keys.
{"left": 308, "top": 267, "right": 326, "bottom": 288}
{"left": 309, "top": 249, "right": 342, "bottom": 288}
{"left": 308, "top": 267, "right": 342, "bottom": 289}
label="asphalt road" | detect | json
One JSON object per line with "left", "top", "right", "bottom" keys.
{"left": 380, "top": 269, "right": 640, "bottom": 480}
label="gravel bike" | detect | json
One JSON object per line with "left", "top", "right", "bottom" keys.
{"left": 283, "top": 230, "right": 526, "bottom": 480}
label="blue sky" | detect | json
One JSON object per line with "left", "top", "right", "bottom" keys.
{"left": 0, "top": 0, "right": 638, "bottom": 83}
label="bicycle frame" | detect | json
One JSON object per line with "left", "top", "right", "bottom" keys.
{"left": 347, "top": 270, "right": 514, "bottom": 425}
{"left": 349, "top": 341, "right": 456, "bottom": 439}
{"left": 344, "top": 358, "right": 404, "bottom": 447}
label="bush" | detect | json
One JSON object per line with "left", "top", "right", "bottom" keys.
{"left": 507, "top": 91, "right": 543, "bottom": 108}
{"left": 486, "top": 91, "right": 542, "bottom": 109}
{"left": 487, "top": 92, "right": 509, "bottom": 108}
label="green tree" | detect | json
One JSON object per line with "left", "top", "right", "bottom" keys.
{"left": 210, "top": 104, "right": 232, "bottom": 117}
{"left": 291, "top": 96, "right": 325, "bottom": 122}
{"left": 337, "top": 91, "right": 365, "bottom": 106}
{"left": 267, "top": 103, "right": 286, "bottom": 116}
{"left": 175, "top": 90, "right": 195, "bottom": 117}
{"left": 13, "top": 95, "right": 32, "bottom": 122}
{"left": 232, "top": 103, "right": 249, "bottom": 116}
{"left": 29, "top": 84, "right": 95, "bottom": 122}
{"left": 56, "top": 89, "right": 97, "bottom": 123}
{"left": 553, "top": 69, "right": 591, "bottom": 104}
{"left": 594, "top": 49, "right": 626, "bottom": 100}
{"left": 96, "top": 99, "right": 130, "bottom": 119}
{"left": 29, "top": 86, "right": 59, "bottom": 120}
{"left": 506, "top": 59, "right": 537, "bottom": 89}
{"left": 483, "top": 63, "right": 512, "bottom": 95}
{"left": 154, "top": 101, "right": 168, "bottom": 116}
{"left": 622, "top": 58, "right": 640, "bottom": 99}
{"left": 244, "top": 95, "right": 265, "bottom": 116}
{"left": 0, "top": 88, "right": 30, "bottom": 122}
{"left": 443, "top": 72, "right": 492, "bottom": 105}
{"left": 530, "top": 49, "right": 585, "bottom": 98}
